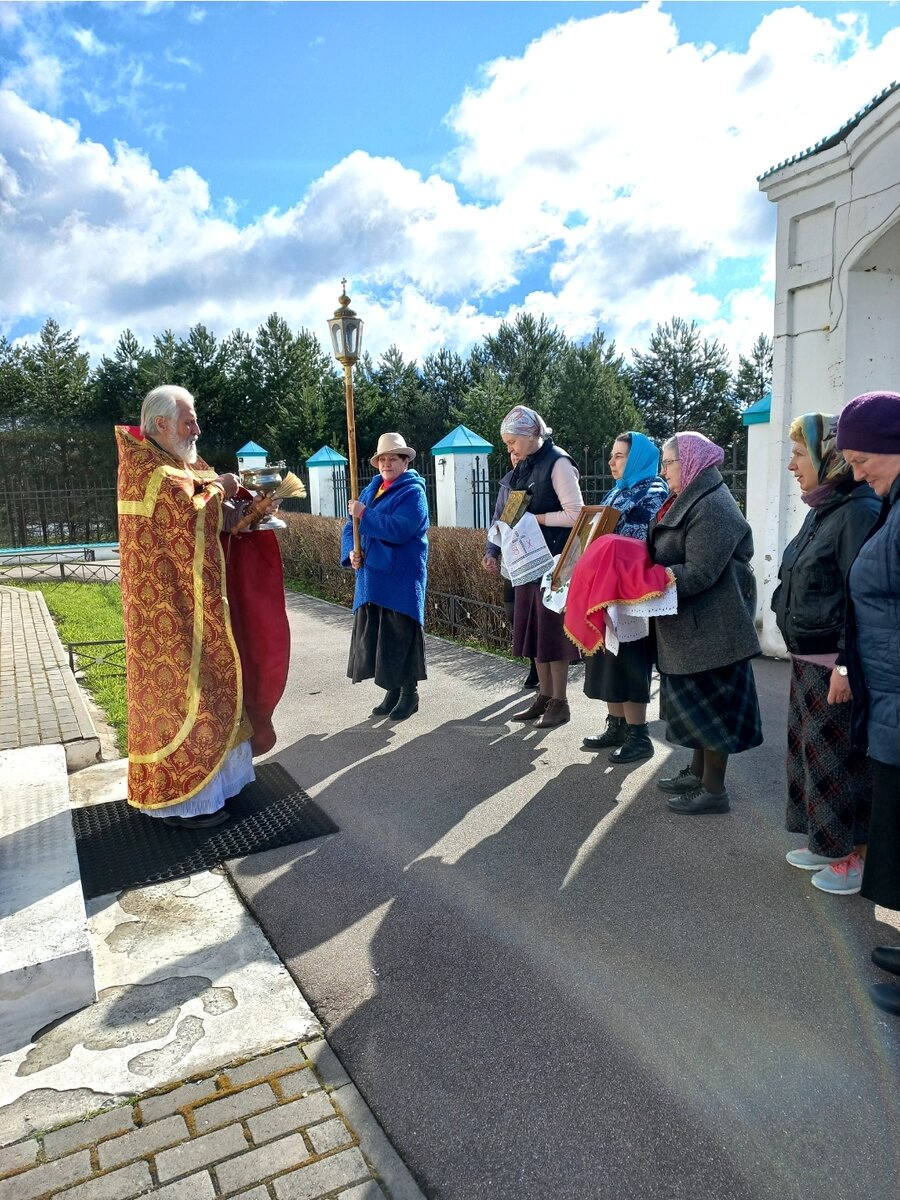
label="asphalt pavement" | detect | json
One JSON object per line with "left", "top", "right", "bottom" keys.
{"left": 229, "top": 593, "right": 900, "bottom": 1200}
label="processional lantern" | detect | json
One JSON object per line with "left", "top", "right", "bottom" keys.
{"left": 327, "top": 281, "right": 365, "bottom": 556}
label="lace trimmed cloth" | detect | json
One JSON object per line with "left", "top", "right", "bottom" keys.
{"left": 564, "top": 533, "right": 676, "bottom": 655}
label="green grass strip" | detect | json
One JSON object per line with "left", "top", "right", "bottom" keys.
{"left": 18, "top": 582, "right": 128, "bottom": 753}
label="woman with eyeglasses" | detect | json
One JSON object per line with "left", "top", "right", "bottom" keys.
{"left": 581, "top": 431, "right": 668, "bottom": 763}
{"left": 648, "top": 432, "right": 762, "bottom": 814}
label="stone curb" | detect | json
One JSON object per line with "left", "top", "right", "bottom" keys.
{"left": 0, "top": 1040, "right": 426, "bottom": 1200}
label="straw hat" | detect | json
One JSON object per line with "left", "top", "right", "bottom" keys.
{"left": 370, "top": 432, "right": 416, "bottom": 467}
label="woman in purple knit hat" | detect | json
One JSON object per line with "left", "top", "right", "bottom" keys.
{"left": 836, "top": 390, "right": 900, "bottom": 1019}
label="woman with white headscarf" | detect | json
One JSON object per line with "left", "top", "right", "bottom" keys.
{"left": 499, "top": 405, "right": 584, "bottom": 729}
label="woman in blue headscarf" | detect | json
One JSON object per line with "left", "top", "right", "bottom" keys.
{"left": 581, "top": 431, "right": 669, "bottom": 762}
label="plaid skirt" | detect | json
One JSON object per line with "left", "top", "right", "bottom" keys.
{"left": 660, "top": 658, "right": 763, "bottom": 754}
{"left": 347, "top": 603, "right": 427, "bottom": 690}
{"left": 786, "top": 657, "right": 871, "bottom": 856}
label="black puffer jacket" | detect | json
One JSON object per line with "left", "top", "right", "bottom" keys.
{"left": 771, "top": 481, "right": 880, "bottom": 655}
{"left": 509, "top": 437, "right": 578, "bottom": 556}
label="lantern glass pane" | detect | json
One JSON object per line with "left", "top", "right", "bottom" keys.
{"left": 329, "top": 322, "right": 344, "bottom": 357}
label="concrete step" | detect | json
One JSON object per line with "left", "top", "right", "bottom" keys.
{"left": 0, "top": 745, "right": 96, "bottom": 1055}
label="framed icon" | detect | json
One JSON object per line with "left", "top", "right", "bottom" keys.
{"left": 549, "top": 504, "right": 620, "bottom": 591}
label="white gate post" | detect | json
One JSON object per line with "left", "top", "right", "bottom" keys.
{"left": 305, "top": 446, "right": 348, "bottom": 518}
{"left": 430, "top": 426, "right": 494, "bottom": 528}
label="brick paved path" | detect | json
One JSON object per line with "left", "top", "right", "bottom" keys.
{"left": 0, "top": 587, "right": 98, "bottom": 760}
{"left": 0, "top": 1041, "right": 406, "bottom": 1200}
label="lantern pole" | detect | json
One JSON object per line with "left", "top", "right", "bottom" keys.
{"left": 342, "top": 357, "right": 361, "bottom": 557}
{"left": 327, "top": 280, "right": 364, "bottom": 557}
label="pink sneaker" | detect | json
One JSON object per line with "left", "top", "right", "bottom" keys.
{"left": 811, "top": 853, "right": 863, "bottom": 895}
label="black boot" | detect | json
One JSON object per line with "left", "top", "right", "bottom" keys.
{"left": 372, "top": 689, "right": 401, "bottom": 716}
{"left": 522, "top": 659, "right": 539, "bottom": 689}
{"left": 581, "top": 715, "right": 627, "bottom": 751}
{"left": 608, "top": 722, "right": 654, "bottom": 763}
{"left": 390, "top": 688, "right": 419, "bottom": 720}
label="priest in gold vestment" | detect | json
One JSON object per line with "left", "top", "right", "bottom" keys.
{"left": 116, "top": 385, "right": 290, "bottom": 828}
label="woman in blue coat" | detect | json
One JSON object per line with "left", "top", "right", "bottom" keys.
{"left": 342, "top": 432, "right": 429, "bottom": 720}
{"left": 836, "top": 392, "right": 900, "bottom": 1018}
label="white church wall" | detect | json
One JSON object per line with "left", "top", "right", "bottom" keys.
{"left": 755, "top": 86, "right": 900, "bottom": 655}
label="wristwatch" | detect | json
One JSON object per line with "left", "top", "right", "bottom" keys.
{"left": 835, "top": 665, "right": 849, "bottom": 677}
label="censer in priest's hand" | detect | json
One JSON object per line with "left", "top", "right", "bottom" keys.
{"left": 236, "top": 462, "right": 307, "bottom": 532}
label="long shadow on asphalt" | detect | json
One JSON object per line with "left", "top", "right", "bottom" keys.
{"left": 231, "top": 641, "right": 900, "bottom": 1200}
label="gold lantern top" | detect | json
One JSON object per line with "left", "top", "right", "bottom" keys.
{"left": 327, "top": 279, "right": 364, "bottom": 366}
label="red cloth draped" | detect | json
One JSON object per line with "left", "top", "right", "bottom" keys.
{"left": 223, "top": 528, "right": 290, "bottom": 756}
{"left": 564, "top": 534, "right": 673, "bottom": 655}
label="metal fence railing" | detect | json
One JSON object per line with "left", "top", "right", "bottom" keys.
{"left": 281, "top": 558, "right": 512, "bottom": 653}
{"left": 67, "top": 639, "right": 126, "bottom": 679}
{"left": 0, "top": 480, "right": 119, "bottom": 549}
{"left": 0, "top": 560, "right": 120, "bottom": 585}
{"left": 328, "top": 460, "right": 439, "bottom": 524}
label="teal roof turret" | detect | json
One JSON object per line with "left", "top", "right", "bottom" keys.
{"left": 430, "top": 425, "right": 493, "bottom": 455}
{"left": 306, "top": 445, "right": 349, "bottom": 466}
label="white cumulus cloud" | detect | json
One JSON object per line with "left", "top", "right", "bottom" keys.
{"left": 1, "top": 3, "right": 899, "bottom": 368}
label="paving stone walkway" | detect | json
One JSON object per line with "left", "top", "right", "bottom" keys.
{"left": 0, "top": 1040, "right": 417, "bottom": 1200}
{"left": 0, "top": 587, "right": 99, "bottom": 767}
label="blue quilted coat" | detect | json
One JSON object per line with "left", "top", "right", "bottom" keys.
{"left": 340, "top": 469, "right": 429, "bottom": 626}
{"left": 847, "top": 475, "right": 900, "bottom": 766}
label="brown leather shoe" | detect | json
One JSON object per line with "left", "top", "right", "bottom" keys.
{"left": 511, "top": 694, "right": 551, "bottom": 721}
{"left": 534, "top": 698, "right": 570, "bottom": 728}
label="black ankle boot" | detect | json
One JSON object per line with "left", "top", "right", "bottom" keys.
{"left": 608, "top": 722, "right": 654, "bottom": 763}
{"left": 372, "top": 689, "right": 401, "bottom": 716}
{"left": 390, "top": 689, "right": 419, "bottom": 720}
{"left": 582, "top": 716, "right": 627, "bottom": 751}
{"left": 522, "top": 659, "right": 539, "bottom": 689}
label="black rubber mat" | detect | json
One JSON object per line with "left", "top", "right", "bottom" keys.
{"left": 72, "top": 762, "right": 338, "bottom": 899}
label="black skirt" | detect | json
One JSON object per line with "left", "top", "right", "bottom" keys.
{"left": 660, "top": 659, "right": 763, "bottom": 754}
{"left": 347, "top": 603, "right": 427, "bottom": 690}
{"left": 583, "top": 637, "right": 653, "bottom": 704}
{"left": 861, "top": 760, "right": 900, "bottom": 910}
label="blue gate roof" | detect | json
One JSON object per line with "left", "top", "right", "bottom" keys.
{"left": 431, "top": 425, "right": 493, "bottom": 455}
{"left": 742, "top": 393, "right": 771, "bottom": 426}
{"left": 306, "top": 445, "right": 348, "bottom": 466}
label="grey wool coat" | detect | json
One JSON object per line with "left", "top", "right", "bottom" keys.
{"left": 648, "top": 465, "right": 760, "bottom": 676}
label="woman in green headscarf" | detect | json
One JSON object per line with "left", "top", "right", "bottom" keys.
{"left": 771, "top": 413, "right": 880, "bottom": 895}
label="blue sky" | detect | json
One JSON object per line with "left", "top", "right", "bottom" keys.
{"left": 2, "top": 1, "right": 899, "bottom": 365}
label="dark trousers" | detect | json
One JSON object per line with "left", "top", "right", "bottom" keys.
{"left": 861, "top": 760, "right": 900, "bottom": 911}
